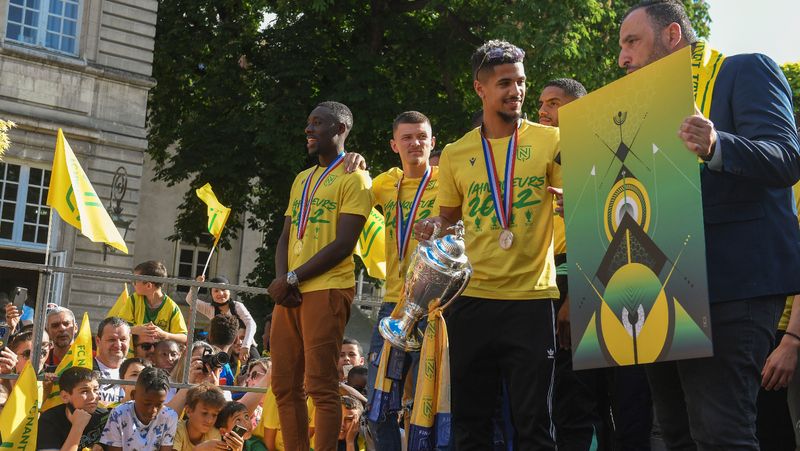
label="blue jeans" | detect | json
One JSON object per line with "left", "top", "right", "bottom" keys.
{"left": 646, "top": 296, "right": 784, "bottom": 450}
{"left": 366, "top": 301, "right": 421, "bottom": 451}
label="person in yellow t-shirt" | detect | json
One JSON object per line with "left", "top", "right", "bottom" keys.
{"left": 119, "top": 260, "right": 187, "bottom": 345}
{"left": 267, "top": 101, "right": 372, "bottom": 451}
{"left": 414, "top": 40, "right": 561, "bottom": 448}
{"left": 365, "top": 110, "right": 438, "bottom": 449}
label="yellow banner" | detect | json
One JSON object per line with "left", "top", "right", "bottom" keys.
{"left": 195, "top": 183, "right": 231, "bottom": 246}
{"left": 0, "top": 362, "right": 39, "bottom": 450}
{"left": 46, "top": 129, "right": 128, "bottom": 253}
{"left": 41, "top": 312, "right": 93, "bottom": 411}
{"left": 107, "top": 283, "right": 129, "bottom": 318}
{"left": 355, "top": 207, "right": 387, "bottom": 280}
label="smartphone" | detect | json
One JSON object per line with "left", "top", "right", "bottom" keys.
{"left": 12, "top": 287, "right": 27, "bottom": 309}
{"left": 231, "top": 424, "right": 247, "bottom": 438}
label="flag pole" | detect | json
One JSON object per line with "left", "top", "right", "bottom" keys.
{"left": 31, "top": 205, "right": 55, "bottom": 375}
{"left": 201, "top": 244, "right": 216, "bottom": 278}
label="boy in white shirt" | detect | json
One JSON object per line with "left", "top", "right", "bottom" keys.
{"left": 100, "top": 366, "right": 178, "bottom": 451}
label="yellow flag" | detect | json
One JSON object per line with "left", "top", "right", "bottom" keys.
{"left": 355, "top": 207, "right": 386, "bottom": 279}
{"left": 0, "top": 362, "right": 39, "bottom": 450}
{"left": 41, "top": 312, "right": 93, "bottom": 411}
{"left": 46, "top": 129, "right": 128, "bottom": 253}
{"left": 195, "top": 183, "right": 231, "bottom": 246}
{"left": 107, "top": 283, "right": 129, "bottom": 318}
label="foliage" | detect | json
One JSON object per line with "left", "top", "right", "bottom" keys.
{"left": 0, "top": 120, "right": 15, "bottom": 160}
{"left": 147, "top": 0, "right": 711, "bottom": 330}
{"left": 780, "top": 63, "right": 800, "bottom": 121}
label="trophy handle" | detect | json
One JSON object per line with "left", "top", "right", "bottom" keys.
{"left": 438, "top": 263, "right": 472, "bottom": 311}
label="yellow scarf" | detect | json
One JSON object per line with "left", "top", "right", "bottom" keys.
{"left": 691, "top": 41, "right": 726, "bottom": 117}
{"left": 407, "top": 307, "right": 451, "bottom": 450}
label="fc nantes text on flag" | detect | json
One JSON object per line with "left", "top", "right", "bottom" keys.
{"left": 41, "top": 312, "right": 93, "bottom": 411}
{"left": 0, "top": 362, "right": 39, "bottom": 450}
{"left": 196, "top": 183, "right": 231, "bottom": 246}
{"left": 46, "top": 129, "right": 128, "bottom": 253}
{"left": 355, "top": 207, "right": 387, "bottom": 279}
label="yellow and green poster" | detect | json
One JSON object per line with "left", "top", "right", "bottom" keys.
{"left": 560, "top": 47, "right": 712, "bottom": 370}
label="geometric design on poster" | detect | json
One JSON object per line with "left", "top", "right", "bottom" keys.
{"left": 595, "top": 214, "right": 667, "bottom": 287}
{"left": 572, "top": 312, "right": 607, "bottom": 369}
{"left": 662, "top": 298, "right": 712, "bottom": 360}
{"left": 603, "top": 174, "right": 651, "bottom": 242}
{"left": 561, "top": 47, "right": 711, "bottom": 370}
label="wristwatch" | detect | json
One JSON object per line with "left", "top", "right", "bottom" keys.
{"left": 286, "top": 271, "right": 299, "bottom": 287}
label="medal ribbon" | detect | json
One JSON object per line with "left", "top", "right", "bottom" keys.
{"left": 297, "top": 152, "right": 346, "bottom": 240}
{"left": 480, "top": 125, "right": 518, "bottom": 230}
{"left": 395, "top": 167, "right": 432, "bottom": 262}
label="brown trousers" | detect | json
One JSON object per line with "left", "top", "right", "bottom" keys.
{"left": 271, "top": 288, "right": 353, "bottom": 451}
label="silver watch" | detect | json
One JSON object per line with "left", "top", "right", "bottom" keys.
{"left": 286, "top": 271, "right": 299, "bottom": 287}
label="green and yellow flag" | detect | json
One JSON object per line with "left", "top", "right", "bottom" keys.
{"left": 355, "top": 207, "right": 387, "bottom": 280}
{"left": 195, "top": 183, "right": 231, "bottom": 246}
{"left": 0, "top": 362, "right": 39, "bottom": 450}
{"left": 46, "top": 129, "right": 128, "bottom": 253}
{"left": 41, "top": 312, "right": 93, "bottom": 412}
{"left": 107, "top": 283, "right": 129, "bottom": 318}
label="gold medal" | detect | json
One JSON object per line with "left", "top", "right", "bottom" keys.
{"left": 293, "top": 240, "right": 303, "bottom": 256}
{"left": 499, "top": 229, "right": 514, "bottom": 250}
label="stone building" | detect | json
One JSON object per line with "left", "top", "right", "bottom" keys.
{"left": 0, "top": 0, "right": 263, "bottom": 329}
{"left": 0, "top": 0, "right": 380, "bottom": 340}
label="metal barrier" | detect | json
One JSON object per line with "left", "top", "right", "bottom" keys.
{"left": 0, "top": 258, "right": 270, "bottom": 393}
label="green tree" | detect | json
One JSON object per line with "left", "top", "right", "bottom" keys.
{"left": 781, "top": 63, "right": 800, "bottom": 121}
{"left": 147, "top": 0, "right": 711, "bottom": 332}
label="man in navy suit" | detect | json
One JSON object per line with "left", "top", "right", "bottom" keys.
{"left": 615, "top": 1, "right": 800, "bottom": 449}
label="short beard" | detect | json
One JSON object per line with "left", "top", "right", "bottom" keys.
{"left": 645, "top": 39, "right": 672, "bottom": 67}
{"left": 497, "top": 109, "right": 521, "bottom": 124}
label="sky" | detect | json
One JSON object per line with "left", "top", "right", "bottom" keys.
{"left": 706, "top": 0, "right": 799, "bottom": 64}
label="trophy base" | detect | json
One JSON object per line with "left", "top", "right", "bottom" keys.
{"left": 378, "top": 317, "right": 423, "bottom": 352}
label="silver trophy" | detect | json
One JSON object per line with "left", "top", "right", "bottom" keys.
{"left": 379, "top": 221, "right": 472, "bottom": 351}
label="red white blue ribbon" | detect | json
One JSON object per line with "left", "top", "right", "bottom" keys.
{"left": 297, "top": 152, "right": 346, "bottom": 240}
{"left": 480, "top": 125, "right": 518, "bottom": 230}
{"left": 396, "top": 167, "right": 432, "bottom": 262}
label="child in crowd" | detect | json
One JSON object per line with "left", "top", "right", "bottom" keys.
{"left": 189, "top": 275, "right": 257, "bottom": 353}
{"left": 338, "top": 337, "right": 365, "bottom": 382}
{"left": 37, "top": 367, "right": 109, "bottom": 451}
{"left": 100, "top": 366, "right": 178, "bottom": 451}
{"left": 241, "top": 358, "right": 271, "bottom": 429}
{"left": 173, "top": 383, "right": 243, "bottom": 451}
{"left": 216, "top": 401, "right": 267, "bottom": 451}
{"left": 118, "top": 358, "right": 150, "bottom": 404}
{"left": 345, "top": 365, "right": 369, "bottom": 400}
{"left": 118, "top": 260, "right": 187, "bottom": 345}
{"left": 154, "top": 339, "right": 181, "bottom": 373}
{"left": 338, "top": 395, "right": 365, "bottom": 451}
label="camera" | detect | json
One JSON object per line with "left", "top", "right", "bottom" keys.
{"left": 200, "top": 348, "right": 229, "bottom": 372}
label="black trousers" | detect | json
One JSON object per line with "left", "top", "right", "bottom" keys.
{"left": 646, "top": 296, "right": 784, "bottom": 450}
{"left": 448, "top": 296, "right": 557, "bottom": 451}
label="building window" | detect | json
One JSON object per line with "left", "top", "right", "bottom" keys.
{"left": 6, "top": 0, "right": 80, "bottom": 55}
{"left": 175, "top": 246, "right": 212, "bottom": 295}
{"left": 0, "top": 162, "right": 51, "bottom": 249}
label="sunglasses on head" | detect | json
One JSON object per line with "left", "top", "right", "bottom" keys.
{"left": 475, "top": 46, "right": 525, "bottom": 78}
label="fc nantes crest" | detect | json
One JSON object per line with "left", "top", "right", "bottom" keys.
{"left": 517, "top": 145, "right": 531, "bottom": 162}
